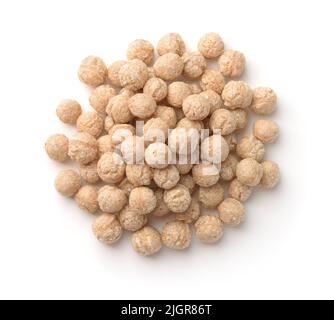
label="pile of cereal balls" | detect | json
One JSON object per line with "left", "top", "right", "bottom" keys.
{"left": 45, "top": 33, "right": 280, "bottom": 256}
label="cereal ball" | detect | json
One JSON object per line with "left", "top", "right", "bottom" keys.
{"left": 119, "top": 206, "right": 147, "bottom": 232}
{"left": 75, "top": 185, "right": 99, "bottom": 213}
{"left": 154, "top": 53, "right": 184, "bottom": 81}
{"left": 218, "top": 198, "right": 245, "bottom": 226}
{"left": 45, "top": 134, "right": 68, "bottom": 162}
{"left": 97, "top": 135, "right": 114, "bottom": 156}
{"left": 220, "top": 154, "right": 238, "bottom": 181}
{"left": 192, "top": 163, "right": 220, "bottom": 187}
{"left": 250, "top": 87, "right": 277, "bottom": 115}
{"left": 129, "top": 187, "right": 157, "bottom": 215}
{"left": 104, "top": 116, "right": 114, "bottom": 132}
{"left": 151, "top": 189, "right": 169, "bottom": 217}
{"left": 209, "top": 109, "right": 237, "bottom": 135}
{"left": 176, "top": 198, "right": 201, "bottom": 224}
{"left": 232, "top": 109, "right": 248, "bottom": 130}
{"left": 121, "top": 136, "right": 145, "bottom": 164}
{"left": 200, "top": 70, "right": 225, "bottom": 94}
{"left": 177, "top": 117, "right": 203, "bottom": 131}
{"left": 199, "top": 182, "right": 225, "bottom": 209}
{"left": 260, "top": 160, "right": 280, "bottom": 189}
{"left": 253, "top": 119, "right": 279, "bottom": 143}
{"left": 126, "top": 164, "right": 152, "bottom": 187}
{"left": 153, "top": 165, "right": 180, "bottom": 190}
{"left": 162, "top": 221, "right": 192, "bottom": 250}
{"left": 198, "top": 32, "right": 224, "bottom": 59}
{"left": 92, "top": 214, "right": 122, "bottom": 245}
{"left": 97, "top": 152, "right": 125, "bottom": 184}
{"left": 176, "top": 162, "right": 193, "bottom": 175}
{"left": 154, "top": 105, "right": 177, "bottom": 129}
{"left": 201, "top": 135, "right": 229, "bottom": 164}
{"left": 78, "top": 56, "right": 107, "bottom": 87}
{"left": 218, "top": 51, "right": 245, "bottom": 78}
{"left": 147, "top": 67, "right": 155, "bottom": 78}
{"left": 132, "top": 226, "right": 162, "bottom": 256}
{"left": 76, "top": 111, "right": 104, "bottom": 138}
{"left": 163, "top": 184, "right": 191, "bottom": 213}
{"left": 236, "top": 158, "right": 263, "bottom": 187}
{"left": 182, "top": 52, "right": 207, "bottom": 79}
{"left": 106, "top": 95, "right": 134, "bottom": 124}
{"left": 119, "top": 88, "right": 135, "bottom": 98}
{"left": 68, "top": 132, "right": 98, "bottom": 165}
{"left": 228, "top": 178, "right": 253, "bottom": 202}
{"left": 182, "top": 94, "right": 210, "bottom": 121}
{"left": 167, "top": 82, "right": 192, "bottom": 108}
{"left": 168, "top": 127, "right": 200, "bottom": 155}
{"left": 56, "top": 100, "right": 82, "bottom": 124}
{"left": 200, "top": 90, "right": 223, "bottom": 115}
{"left": 144, "top": 117, "right": 169, "bottom": 144}
{"left": 224, "top": 133, "right": 238, "bottom": 152}
{"left": 118, "top": 178, "right": 135, "bottom": 197}
{"left": 109, "top": 124, "right": 135, "bottom": 145}
{"left": 222, "top": 81, "right": 252, "bottom": 110}
{"left": 119, "top": 59, "right": 148, "bottom": 91}
{"left": 157, "top": 33, "right": 185, "bottom": 56}
{"left": 127, "top": 39, "right": 154, "bottom": 65}
{"left": 145, "top": 142, "right": 171, "bottom": 169}
{"left": 89, "top": 85, "right": 116, "bottom": 114}
{"left": 79, "top": 161, "right": 100, "bottom": 184}
{"left": 189, "top": 83, "right": 202, "bottom": 94}
{"left": 195, "top": 215, "right": 223, "bottom": 243}
{"left": 108, "top": 60, "right": 126, "bottom": 87}
{"left": 128, "top": 93, "right": 157, "bottom": 119}
{"left": 98, "top": 186, "right": 127, "bottom": 213}
{"left": 236, "top": 135, "right": 265, "bottom": 162}
{"left": 179, "top": 174, "right": 196, "bottom": 194}
{"left": 143, "top": 77, "right": 168, "bottom": 102}
{"left": 54, "top": 169, "right": 81, "bottom": 197}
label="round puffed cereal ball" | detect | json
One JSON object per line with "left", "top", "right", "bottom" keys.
{"left": 68, "top": 132, "right": 98, "bottom": 165}
{"left": 168, "top": 127, "right": 199, "bottom": 155}
{"left": 126, "top": 164, "right": 152, "bottom": 187}
{"left": 80, "top": 161, "right": 100, "bottom": 184}
{"left": 127, "top": 39, "right": 154, "bottom": 65}
{"left": 143, "top": 77, "right": 168, "bottom": 102}
{"left": 108, "top": 60, "right": 126, "bottom": 87}
{"left": 78, "top": 56, "right": 107, "bottom": 87}
{"left": 119, "top": 206, "right": 147, "bottom": 232}
{"left": 104, "top": 116, "right": 114, "bottom": 132}
{"left": 129, "top": 187, "right": 157, "bottom": 215}
{"left": 200, "top": 70, "right": 225, "bottom": 94}
{"left": 177, "top": 117, "right": 203, "bottom": 131}
{"left": 222, "top": 81, "right": 253, "bottom": 110}
{"left": 195, "top": 215, "right": 223, "bottom": 243}
{"left": 98, "top": 186, "right": 127, "bottom": 213}
{"left": 198, "top": 32, "right": 224, "bottom": 59}
{"left": 192, "top": 163, "right": 220, "bottom": 187}
{"left": 151, "top": 189, "right": 170, "bottom": 217}
{"left": 176, "top": 198, "right": 201, "bottom": 224}
{"left": 76, "top": 111, "right": 104, "bottom": 138}
{"left": 153, "top": 53, "right": 184, "bottom": 81}
{"left": 132, "top": 226, "right": 162, "bottom": 256}
{"left": 54, "top": 170, "right": 81, "bottom": 197}
{"left": 97, "top": 151, "right": 125, "bottom": 184}
{"left": 144, "top": 118, "right": 169, "bottom": 144}
{"left": 232, "top": 109, "right": 248, "bottom": 131}
{"left": 236, "top": 135, "right": 265, "bottom": 162}
{"left": 199, "top": 182, "right": 225, "bottom": 209}
{"left": 201, "top": 134, "right": 230, "bottom": 164}
{"left": 228, "top": 178, "right": 253, "bottom": 202}
{"left": 45, "top": 134, "right": 68, "bottom": 162}
{"left": 119, "top": 88, "right": 135, "bottom": 98}
{"left": 56, "top": 100, "right": 82, "bottom": 124}
{"left": 179, "top": 174, "right": 196, "bottom": 194}
{"left": 109, "top": 124, "right": 135, "bottom": 145}
{"left": 176, "top": 162, "right": 193, "bottom": 175}
{"left": 92, "top": 214, "right": 123, "bottom": 245}
{"left": 162, "top": 221, "right": 192, "bottom": 250}
{"left": 218, "top": 50, "right": 246, "bottom": 78}
{"left": 218, "top": 198, "right": 245, "bottom": 226}
{"left": 260, "top": 160, "right": 280, "bottom": 189}
{"left": 182, "top": 94, "right": 211, "bottom": 121}
{"left": 145, "top": 142, "right": 171, "bottom": 169}
{"left": 250, "top": 87, "right": 277, "bottom": 115}
{"left": 97, "top": 135, "right": 114, "bottom": 156}
{"left": 200, "top": 90, "right": 223, "bottom": 115}
{"left": 220, "top": 154, "right": 238, "bottom": 181}
{"left": 236, "top": 158, "right": 263, "bottom": 187}
{"left": 163, "top": 184, "right": 191, "bottom": 213}
{"left": 182, "top": 52, "right": 207, "bottom": 79}
{"left": 153, "top": 165, "right": 180, "bottom": 190}
{"left": 157, "top": 33, "right": 185, "bottom": 56}
{"left": 167, "top": 82, "right": 192, "bottom": 108}
{"left": 75, "top": 185, "right": 99, "bottom": 213}
{"left": 209, "top": 109, "right": 237, "bottom": 135}
{"left": 154, "top": 105, "right": 177, "bottom": 129}
{"left": 119, "top": 59, "right": 149, "bottom": 91}
{"left": 224, "top": 133, "right": 238, "bottom": 152}
{"left": 121, "top": 136, "right": 145, "bottom": 164}
{"left": 189, "top": 83, "right": 202, "bottom": 94}
{"left": 89, "top": 85, "right": 117, "bottom": 114}
{"left": 128, "top": 93, "right": 157, "bottom": 119}
{"left": 253, "top": 119, "right": 279, "bottom": 143}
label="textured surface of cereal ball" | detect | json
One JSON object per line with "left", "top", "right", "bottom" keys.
{"left": 92, "top": 214, "right": 123, "bottom": 245}
{"left": 76, "top": 111, "right": 104, "bottom": 138}
{"left": 199, "top": 182, "right": 225, "bottom": 209}
{"left": 45, "top": 134, "right": 68, "bottom": 162}
{"left": 154, "top": 105, "right": 177, "bottom": 129}
{"left": 236, "top": 158, "right": 263, "bottom": 187}
{"left": 79, "top": 161, "right": 100, "bottom": 184}
{"left": 126, "top": 164, "right": 152, "bottom": 187}
{"left": 68, "top": 132, "right": 98, "bottom": 165}
{"left": 143, "top": 77, "right": 167, "bottom": 102}
{"left": 195, "top": 215, "right": 223, "bottom": 243}
{"left": 250, "top": 87, "right": 277, "bottom": 115}
{"left": 218, "top": 198, "right": 245, "bottom": 226}
{"left": 218, "top": 50, "right": 245, "bottom": 78}
{"left": 119, "top": 206, "right": 147, "bottom": 232}
{"left": 163, "top": 184, "right": 191, "bottom": 213}
{"left": 128, "top": 93, "right": 157, "bottom": 119}
{"left": 97, "top": 135, "right": 114, "bottom": 156}
{"left": 154, "top": 53, "right": 184, "bottom": 81}
{"left": 97, "top": 152, "right": 125, "bottom": 184}
{"left": 78, "top": 56, "right": 107, "bottom": 87}
{"left": 118, "top": 178, "right": 135, "bottom": 197}
{"left": 129, "top": 187, "right": 157, "bottom": 215}
{"left": 233, "top": 109, "right": 248, "bottom": 130}
{"left": 132, "top": 226, "right": 162, "bottom": 256}
{"left": 56, "top": 100, "right": 82, "bottom": 124}
{"left": 228, "top": 178, "right": 253, "bottom": 202}
{"left": 200, "top": 69, "right": 225, "bottom": 94}
{"left": 75, "top": 185, "right": 98, "bottom": 213}
{"left": 220, "top": 154, "right": 238, "bottom": 181}
{"left": 209, "top": 109, "right": 237, "bottom": 135}
{"left": 162, "top": 221, "right": 192, "bottom": 250}
{"left": 157, "top": 33, "right": 185, "bottom": 56}
{"left": 98, "top": 186, "right": 127, "bottom": 213}
{"left": 153, "top": 165, "right": 180, "bottom": 190}
{"left": 224, "top": 133, "right": 238, "bottom": 152}
{"left": 119, "top": 59, "right": 148, "bottom": 91}
{"left": 200, "top": 90, "right": 223, "bottom": 115}
{"left": 106, "top": 95, "right": 134, "bottom": 124}
{"left": 198, "top": 32, "right": 224, "bottom": 59}
{"left": 144, "top": 117, "right": 169, "bottom": 144}
{"left": 145, "top": 142, "right": 171, "bottom": 169}
{"left": 179, "top": 174, "right": 196, "bottom": 194}
{"left": 109, "top": 124, "right": 135, "bottom": 145}
{"left": 253, "top": 119, "right": 279, "bottom": 143}
{"left": 177, "top": 117, "right": 203, "bottom": 131}
{"left": 167, "top": 82, "right": 192, "bottom": 108}
{"left": 119, "top": 88, "right": 135, "bottom": 98}
{"left": 236, "top": 135, "right": 265, "bottom": 162}
{"left": 89, "top": 85, "right": 116, "bottom": 114}
{"left": 176, "top": 162, "right": 193, "bottom": 175}
{"left": 201, "top": 135, "right": 229, "bottom": 164}
{"left": 189, "top": 83, "right": 203, "bottom": 94}
{"left": 182, "top": 52, "right": 207, "bottom": 79}
{"left": 108, "top": 60, "right": 126, "bottom": 87}
{"left": 121, "top": 136, "right": 144, "bottom": 164}
{"left": 176, "top": 198, "right": 201, "bottom": 224}
{"left": 182, "top": 94, "right": 210, "bottom": 121}
{"left": 260, "top": 160, "right": 280, "bottom": 189}
{"left": 54, "top": 170, "right": 81, "bottom": 197}
{"left": 168, "top": 127, "right": 199, "bottom": 155}
{"left": 127, "top": 39, "right": 154, "bottom": 65}
{"left": 222, "top": 81, "right": 252, "bottom": 110}
{"left": 104, "top": 116, "right": 114, "bottom": 132}
{"left": 151, "top": 189, "right": 169, "bottom": 217}
{"left": 192, "top": 163, "right": 220, "bottom": 187}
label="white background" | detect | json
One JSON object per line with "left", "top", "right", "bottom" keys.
{"left": 0, "top": 0, "right": 333, "bottom": 300}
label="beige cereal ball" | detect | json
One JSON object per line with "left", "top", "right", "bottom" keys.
{"left": 176, "top": 198, "right": 201, "bottom": 224}
{"left": 200, "top": 90, "right": 223, "bottom": 115}
{"left": 253, "top": 119, "right": 279, "bottom": 143}
{"left": 250, "top": 87, "right": 277, "bottom": 115}
{"left": 198, "top": 32, "right": 224, "bottom": 59}
{"left": 154, "top": 105, "right": 177, "bottom": 129}
{"left": 78, "top": 56, "right": 107, "bottom": 87}
{"left": 97, "top": 151, "right": 125, "bottom": 184}
{"left": 228, "top": 178, "right": 253, "bottom": 202}
{"left": 162, "top": 221, "right": 192, "bottom": 250}
{"left": 76, "top": 111, "right": 104, "bottom": 138}
{"left": 126, "top": 164, "right": 152, "bottom": 187}
{"left": 108, "top": 60, "right": 127, "bottom": 87}
{"left": 218, "top": 198, "right": 245, "bottom": 226}
{"left": 153, "top": 165, "right": 180, "bottom": 190}
{"left": 127, "top": 39, "right": 154, "bottom": 65}
{"left": 98, "top": 186, "right": 127, "bottom": 214}
{"left": 143, "top": 77, "right": 168, "bottom": 102}
{"left": 167, "top": 82, "right": 192, "bottom": 108}
{"left": 119, "top": 88, "right": 135, "bottom": 98}
{"left": 89, "top": 85, "right": 116, "bottom": 114}
{"left": 218, "top": 50, "right": 246, "bottom": 78}
{"left": 222, "top": 81, "right": 253, "bottom": 110}
{"left": 195, "top": 215, "right": 223, "bottom": 244}
{"left": 168, "top": 127, "right": 199, "bottom": 155}
{"left": 189, "top": 83, "right": 202, "bottom": 94}
{"left": 201, "top": 134, "right": 230, "bottom": 164}
{"left": 151, "top": 189, "right": 170, "bottom": 217}
{"left": 106, "top": 95, "right": 134, "bottom": 125}
{"left": 119, "top": 206, "right": 147, "bottom": 232}
{"left": 220, "top": 154, "right": 238, "bottom": 181}
{"left": 233, "top": 109, "right": 248, "bottom": 131}
{"left": 182, "top": 94, "right": 211, "bottom": 121}
{"left": 154, "top": 53, "right": 184, "bottom": 81}
{"left": 119, "top": 59, "right": 149, "bottom": 91}
{"left": 236, "top": 135, "right": 265, "bottom": 162}
{"left": 68, "top": 132, "right": 98, "bottom": 165}
{"left": 144, "top": 117, "right": 169, "bottom": 144}
{"left": 54, "top": 169, "right": 81, "bottom": 197}
{"left": 75, "top": 185, "right": 99, "bottom": 213}
{"left": 56, "top": 100, "right": 82, "bottom": 124}
{"left": 157, "top": 33, "right": 185, "bottom": 56}
{"left": 79, "top": 161, "right": 100, "bottom": 184}
{"left": 145, "top": 142, "right": 171, "bottom": 169}
{"left": 236, "top": 158, "right": 263, "bottom": 187}
{"left": 179, "top": 174, "right": 196, "bottom": 194}
{"left": 128, "top": 93, "right": 157, "bottom": 119}
{"left": 92, "top": 213, "right": 123, "bottom": 245}
{"left": 121, "top": 136, "right": 145, "bottom": 164}
{"left": 104, "top": 116, "right": 114, "bottom": 132}
{"left": 109, "top": 124, "right": 136, "bottom": 145}
{"left": 224, "top": 133, "right": 238, "bottom": 152}
{"left": 192, "top": 163, "right": 220, "bottom": 187}
{"left": 177, "top": 117, "right": 204, "bottom": 131}
{"left": 132, "top": 226, "right": 162, "bottom": 256}
{"left": 176, "top": 162, "right": 193, "bottom": 175}
{"left": 163, "top": 184, "right": 191, "bottom": 213}
{"left": 200, "top": 70, "right": 225, "bottom": 94}
{"left": 97, "top": 135, "right": 114, "bottom": 156}
{"left": 182, "top": 52, "right": 207, "bottom": 79}
{"left": 45, "top": 134, "right": 68, "bottom": 162}
{"left": 260, "top": 160, "right": 280, "bottom": 189}
{"left": 129, "top": 187, "right": 157, "bottom": 215}
{"left": 209, "top": 109, "right": 237, "bottom": 136}
{"left": 199, "top": 182, "right": 225, "bottom": 209}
